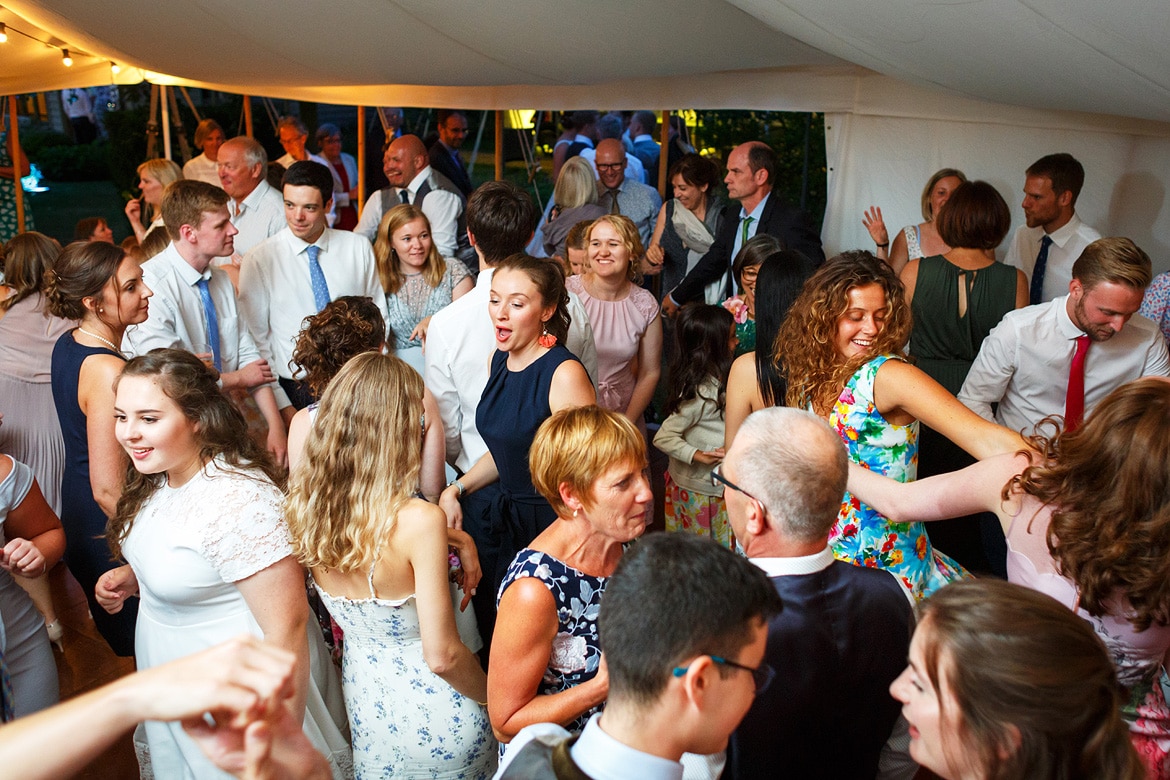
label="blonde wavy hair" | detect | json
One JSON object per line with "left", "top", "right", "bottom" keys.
{"left": 373, "top": 204, "right": 446, "bottom": 295}
{"left": 776, "top": 251, "right": 911, "bottom": 415}
{"left": 285, "top": 352, "right": 424, "bottom": 572}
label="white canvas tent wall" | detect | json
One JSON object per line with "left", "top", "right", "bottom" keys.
{"left": 5, "top": 0, "right": 1170, "bottom": 268}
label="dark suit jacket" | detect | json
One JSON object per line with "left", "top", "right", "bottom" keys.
{"left": 671, "top": 191, "right": 825, "bottom": 304}
{"left": 724, "top": 559, "right": 914, "bottom": 780}
{"left": 428, "top": 141, "right": 474, "bottom": 198}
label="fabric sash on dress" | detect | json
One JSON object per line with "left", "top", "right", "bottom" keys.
{"left": 672, "top": 200, "right": 724, "bottom": 305}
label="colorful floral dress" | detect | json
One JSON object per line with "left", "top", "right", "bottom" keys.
{"left": 828, "top": 355, "right": 966, "bottom": 600}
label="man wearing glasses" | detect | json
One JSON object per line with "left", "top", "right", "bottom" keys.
{"left": 497, "top": 532, "right": 781, "bottom": 780}
{"left": 718, "top": 407, "right": 917, "bottom": 780}
{"left": 594, "top": 138, "right": 662, "bottom": 247}
{"left": 428, "top": 110, "right": 474, "bottom": 198}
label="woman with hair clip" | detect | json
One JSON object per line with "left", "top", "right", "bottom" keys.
{"left": 287, "top": 352, "right": 495, "bottom": 778}
{"left": 776, "top": 251, "right": 1023, "bottom": 600}
{"left": 723, "top": 249, "right": 816, "bottom": 448}
{"left": 851, "top": 376, "right": 1170, "bottom": 776}
{"left": 46, "top": 240, "right": 151, "bottom": 656}
{"left": 439, "top": 254, "right": 595, "bottom": 596}
{"left": 94, "top": 349, "right": 350, "bottom": 778}
{"left": 373, "top": 204, "right": 472, "bottom": 373}
{"left": 893, "top": 578, "right": 1143, "bottom": 779}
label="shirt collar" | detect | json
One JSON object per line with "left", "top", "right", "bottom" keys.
{"left": 403, "top": 166, "right": 431, "bottom": 196}
{"left": 574, "top": 134, "right": 595, "bottom": 147}
{"left": 286, "top": 227, "right": 329, "bottom": 256}
{"left": 633, "top": 134, "right": 654, "bottom": 144}
{"left": 571, "top": 714, "right": 683, "bottom": 780}
{"left": 750, "top": 547, "right": 835, "bottom": 577}
{"left": 1047, "top": 212, "right": 1083, "bottom": 248}
{"left": 234, "top": 179, "right": 273, "bottom": 213}
{"left": 739, "top": 191, "right": 770, "bottom": 221}
{"left": 1055, "top": 293, "right": 1093, "bottom": 340}
{"left": 165, "top": 243, "right": 214, "bottom": 284}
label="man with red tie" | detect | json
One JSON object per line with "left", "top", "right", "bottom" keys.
{"left": 959, "top": 237, "right": 1169, "bottom": 436}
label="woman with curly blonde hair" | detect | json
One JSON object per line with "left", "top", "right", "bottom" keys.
{"left": 850, "top": 377, "right": 1170, "bottom": 775}
{"left": 287, "top": 352, "right": 495, "bottom": 778}
{"left": 372, "top": 203, "right": 472, "bottom": 372}
{"left": 776, "top": 251, "right": 1021, "bottom": 599}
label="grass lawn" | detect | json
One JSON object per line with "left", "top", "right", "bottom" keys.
{"left": 24, "top": 180, "right": 131, "bottom": 246}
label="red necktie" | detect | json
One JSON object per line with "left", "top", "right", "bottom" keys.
{"left": 1065, "top": 334, "right": 1090, "bottom": 431}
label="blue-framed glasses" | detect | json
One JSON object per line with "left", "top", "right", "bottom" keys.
{"left": 672, "top": 655, "right": 775, "bottom": 695}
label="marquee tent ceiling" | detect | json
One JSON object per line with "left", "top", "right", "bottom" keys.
{"left": 3, "top": 0, "right": 1169, "bottom": 125}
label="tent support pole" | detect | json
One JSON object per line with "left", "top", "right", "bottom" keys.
{"left": 494, "top": 111, "right": 503, "bottom": 181}
{"left": 468, "top": 110, "right": 488, "bottom": 175}
{"left": 8, "top": 96, "right": 26, "bottom": 233}
{"left": 160, "top": 85, "right": 172, "bottom": 160}
{"left": 357, "top": 105, "right": 366, "bottom": 215}
{"left": 243, "top": 96, "right": 254, "bottom": 138}
{"left": 657, "top": 110, "right": 671, "bottom": 198}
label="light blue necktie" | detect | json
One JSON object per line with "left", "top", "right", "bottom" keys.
{"left": 306, "top": 245, "right": 331, "bottom": 312}
{"left": 194, "top": 277, "right": 222, "bottom": 371}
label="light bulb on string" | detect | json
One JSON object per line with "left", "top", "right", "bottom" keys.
{"left": 110, "top": 61, "right": 121, "bottom": 74}
{"left": 62, "top": 49, "right": 73, "bottom": 66}
{"left": 0, "top": 23, "right": 8, "bottom": 43}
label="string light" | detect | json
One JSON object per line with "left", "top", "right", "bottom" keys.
{"left": 61, "top": 48, "right": 73, "bottom": 66}
{"left": 0, "top": 23, "right": 8, "bottom": 43}
{"left": 110, "top": 61, "right": 121, "bottom": 74}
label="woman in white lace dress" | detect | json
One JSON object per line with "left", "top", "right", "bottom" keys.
{"left": 287, "top": 352, "right": 495, "bottom": 779}
{"left": 94, "top": 349, "right": 351, "bottom": 779}
{"left": 373, "top": 204, "right": 472, "bottom": 374}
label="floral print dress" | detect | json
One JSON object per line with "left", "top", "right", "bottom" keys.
{"left": 828, "top": 355, "right": 966, "bottom": 600}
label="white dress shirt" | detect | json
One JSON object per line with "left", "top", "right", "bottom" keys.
{"left": 1003, "top": 213, "right": 1101, "bottom": 303}
{"left": 182, "top": 153, "right": 220, "bottom": 186}
{"left": 424, "top": 267, "right": 597, "bottom": 472}
{"left": 354, "top": 167, "right": 463, "bottom": 257}
{"left": 497, "top": 715, "right": 684, "bottom": 780}
{"left": 958, "top": 294, "right": 1170, "bottom": 435}
{"left": 238, "top": 227, "right": 389, "bottom": 381}
{"left": 227, "top": 180, "right": 286, "bottom": 257}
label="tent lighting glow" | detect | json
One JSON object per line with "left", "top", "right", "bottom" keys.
{"left": 0, "top": 23, "right": 8, "bottom": 43}
{"left": 110, "top": 61, "right": 120, "bottom": 74}
{"left": 61, "top": 48, "right": 72, "bottom": 66}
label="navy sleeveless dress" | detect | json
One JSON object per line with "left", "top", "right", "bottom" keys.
{"left": 477, "top": 345, "right": 578, "bottom": 586}
{"left": 50, "top": 331, "right": 138, "bottom": 656}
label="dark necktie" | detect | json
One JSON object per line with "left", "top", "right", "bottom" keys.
{"left": 399, "top": 189, "right": 411, "bottom": 205}
{"left": 608, "top": 188, "right": 621, "bottom": 215}
{"left": 194, "top": 277, "right": 222, "bottom": 371}
{"left": 1029, "top": 234, "right": 1054, "bottom": 305}
{"left": 306, "top": 245, "right": 331, "bottom": 311}
{"left": 1065, "top": 334, "right": 1091, "bottom": 431}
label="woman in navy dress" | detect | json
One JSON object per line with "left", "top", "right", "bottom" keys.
{"left": 47, "top": 241, "right": 152, "bottom": 655}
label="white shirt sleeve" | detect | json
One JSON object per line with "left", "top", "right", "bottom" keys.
{"left": 354, "top": 190, "right": 386, "bottom": 243}
{"left": 423, "top": 316, "right": 464, "bottom": 468}
{"left": 420, "top": 189, "right": 464, "bottom": 259}
{"left": 957, "top": 316, "right": 1018, "bottom": 424}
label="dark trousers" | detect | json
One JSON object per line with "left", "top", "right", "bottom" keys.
{"left": 461, "top": 483, "right": 504, "bottom": 666}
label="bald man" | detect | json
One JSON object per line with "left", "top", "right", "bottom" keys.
{"left": 663, "top": 141, "right": 824, "bottom": 314}
{"left": 353, "top": 133, "right": 470, "bottom": 263}
{"left": 594, "top": 138, "right": 662, "bottom": 247}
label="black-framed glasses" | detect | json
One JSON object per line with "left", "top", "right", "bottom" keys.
{"left": 711, "top": 463, "right": 760, "bottom": 504}
{"left": 672, "top": 655, "right": 775, "bottom": 695}
{"left": 596, "top": 162, "right": 624, "bottom": 171}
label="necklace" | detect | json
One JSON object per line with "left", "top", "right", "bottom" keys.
{"left": 77, "top": 327, "right": 123, "bottom": 355}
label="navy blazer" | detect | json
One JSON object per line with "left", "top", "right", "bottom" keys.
{"left": 671, "top": 192, "right": 825, "bottom": 305}
{"left": 724, "top": 559, "right": 914, "bottom": 780}
{"left": 428, "top": 141, "right": 474, "bottom": 198}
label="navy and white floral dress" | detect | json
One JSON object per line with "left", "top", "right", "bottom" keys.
{"left": 314, "top": 561, "right": 496, "bottom": 779}
{"left": 496, "top": 549, "right": 605, "bottom": 733}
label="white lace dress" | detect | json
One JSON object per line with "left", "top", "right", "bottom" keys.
{"left": 122, "top": 459, "right": 352, "bottom": 779}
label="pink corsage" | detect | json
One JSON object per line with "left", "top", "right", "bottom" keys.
{"left": 723, "top": 296, "right": 749, "bottom": 324}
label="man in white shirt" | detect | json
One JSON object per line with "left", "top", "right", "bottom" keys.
{"left": 353, "top": 134, "right": 469, "bottom": 262}
{"left": 238, "top": 160, "right": 388, "bottom": 412}
{"left": 1004, "top": 153, "right": 1101, "bottom": 304}
{"left": 719, "top": 407, "right": 915, "bottom": 780}
{"left": 216, "top": 137, "right": 285, "bottom": 270}
{"left": 425, "top": 180, "right": 596, "bottom": 647}
{"left": 124, "top": 180, "right": 289, "bottom": 464}
{"left": 497, "top": 532, "right": 781, "bottom": 780}
{"left": 960, "top": 237, "right": 1170, "bottom": 436}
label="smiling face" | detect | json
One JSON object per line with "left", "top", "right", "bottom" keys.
{"left": 283, "top": 184, "right": 329, "bottom": 243}
{"left": 587, "top": 220, "right": 632, "bottom": 281}
{"left": 579, "top": 459, "right": 653, "bottom": 543}
{"left": 928, "top": 176, "right": 963, "bottom": 221}
{"left": 672, "top": 173, "right": 709, "bottom": 213}
{"left": 390, "top": 217, "right": 432, "bottom": 274}
{"left": 438, "top": 114, "right": 469, "bottom": 149}
{"left": 488, "top": 268, "right": 554, "bottom": 354}
{"left": 115, "top": 375, "right": 204, "bottom": 487}
{"left": 1067, "top": 279, "right": 1143, "bottom": 342}
{"left": 890, "top": 620, "right": 980, "bottom": 779}
{"left": 834, "top": 283, "right": 887, "bottom": 360}
{"left": 216, "top": 141, "right": 262, "bottom": 200}
{"left": 594, "top": 139, "right": 627, "bottom": 191}
{"left": 383, "top": 141, "right": 425, "bottom": 188}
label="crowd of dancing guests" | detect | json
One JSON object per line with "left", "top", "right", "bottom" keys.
{"left": 2, "top": 126, "right": 1170, "bottom": 780}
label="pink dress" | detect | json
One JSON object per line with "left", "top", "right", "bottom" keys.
{"left": 566, "top": 275, "right": 657, "bottom": 415}
{"left": 1007, "top": 499, "right": 1170, "bottom": 776}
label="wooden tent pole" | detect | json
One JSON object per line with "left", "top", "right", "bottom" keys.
{"left": 8, "top": 96, "right": 26, "bottom": 233}
{"left": 356, "top": 105, "right": 366, "bottom": 215}
{"left": 160, "top": 85, "right": 172, "bottom": 159}
{"left": 243, "top": 95, "right": 254, "bottom": 138}
{"left": 657, "top": 110, "right": 671, "bottom": 198}
{"left": 494, "top": 111, "right": 503, "bottom": 181}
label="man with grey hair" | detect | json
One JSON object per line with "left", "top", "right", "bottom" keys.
{"left": 720, "top": 407, "right": 915, "bottom": 780}
{"left": 217, "top": 136, "right": 285, "bottom": 261}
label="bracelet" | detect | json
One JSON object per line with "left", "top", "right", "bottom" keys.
{"left": 876, "top": 242, "right": 889, "bottom": 249}
{"left": 446, "top": 479, "right": 465, "bottom": 497}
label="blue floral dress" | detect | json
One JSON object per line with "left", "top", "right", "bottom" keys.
{"left": 497, "top": 549, "right": 605, "bottom": 734}
{"left": 828, "top": 355, "right": 967, "bottom": 600}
